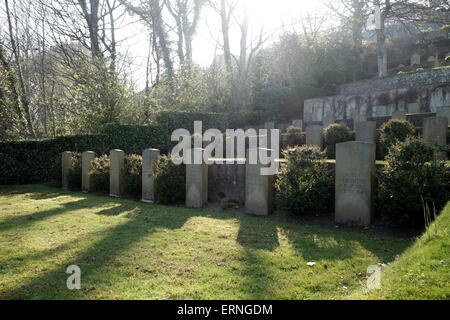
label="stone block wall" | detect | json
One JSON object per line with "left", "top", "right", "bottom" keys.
{"left": 304, "top": 69, "right": 450, "bottom": 126}
{"left": 338, "top": 68, "right": 450, "bottom": 96}
{"left": 208, "top": 163, "right": 246, "bottom": 204}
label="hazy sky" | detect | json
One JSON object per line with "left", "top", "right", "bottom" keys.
{"left": 118, "top": 0, "right": 329, "bottom": 89}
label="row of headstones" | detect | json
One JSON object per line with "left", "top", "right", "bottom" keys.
{"left": 410, "top": 52, "right": 449, "bottom": 68}
{"left": 62, "top": 149, "right": 160, "bottom": 201}
{"left": 61, "top": 148, "right": 274, "bottom": 215}
{"left": 309, "top": 113, "right": 448, "bottom": 226}
{"left": 304, "top": 110, "right": 449, "bottom": 160}
{"left": 59, "top": 143, "right": 406, "bottom": 226}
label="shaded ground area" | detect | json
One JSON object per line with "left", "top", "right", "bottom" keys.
{"left": 206, "top": 203, "right": 421, "bottom": 240}
{"left": 0, "top": 185, "right": 413, "bottom": 299}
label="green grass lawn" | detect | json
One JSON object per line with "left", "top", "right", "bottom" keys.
{"left": 353, "top": 202, "right": 450, "bottom": 299}
{"left": 0, "top": 185, "right": 446, "bottom": 300}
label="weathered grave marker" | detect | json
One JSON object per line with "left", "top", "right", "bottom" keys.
{"left": 306, "top": 125, "right": 323, "bottom": 149}
{"left": 245, "top": 149, "right": 274, "bottom": 216}
{"left": 186, "top": 148, "right": 208, "bottom": 208}
{"left": 142, "top": 149, "right": 160, "bottom": 203}
{"left": 110, "top": 149, "right": 125, "bottom": 197}
{"left": 335, "top": 141, "right": 376, "bottom": 226}
{"left": 61, "top": 151, "right": 73, "bottom": 190}
{"left": 82, "top": 151, "right": 95, "bottom": 192}
{"left": 423, "top": 117, "right": 448, "bottom": 160}
{"left": 355, "top": 121, "right": 377, "bottom": 144}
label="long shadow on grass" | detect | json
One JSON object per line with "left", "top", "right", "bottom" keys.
{"left": 237, "top": 216, "right": 279, "bottom": 251}
{"left": 1, "top": 197, "right": 196, "bottom": 299}
{"left": 234, "top": 215, "right": 411, "bottom": 298}
{"left": 283, "top": 225, "right": 411, "bottom": 263}
{"left": 0, "top": 187, "right": 412, "bottom": 299}
{"left": 0, "top": 197, "right": 101, "bottom": 233}
{"left": 234, "top": 217, "right": 280, "bottom": 298}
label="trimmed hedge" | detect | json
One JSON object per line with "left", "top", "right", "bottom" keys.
{"left": 285, "top": 126, "right": 305, "bottom": 147}
{"left": 0, "top": 135, "right": 108, "bottom": 185}
{"left": 0, "top": 111, "right": 227, "bottom": 185}
{"left": 275, "top": 146, "right": 334, "bottom": 215}
{"left": 379, "top": 119, "right": 416, "bottom": 156}
{"left": 98, "top": 111, "right": 228, "bottom": 155}
{"left": 323, "top": 123, "right": 354, "bottom": 159}
{"left": 89, "top": 155, "right": 110, "bottom": 193}
{"left": 376, "top": 138, "right": 449, "bottom": 227}
{"left": 123, "top": 154, "right": 143, "bottom": 198}
{"left": 67, "top": 153, "right": 82, "bottom": 190}
{"left": 154, "top": 155, "right": 186, "bottom": 204}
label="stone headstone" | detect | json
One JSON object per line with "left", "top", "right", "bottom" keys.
{"left": 427, "top": 55, "right": 436, "bottom": 63}
{"left": 306, "top": 125, "right": 323, "bottom": 149}
{"left": 109, "top": 149, "right": 125, "bottom": 197}
{"left": 323, "top": 113, "right": 336, "bottom": 127}
{"left": 436, "top": 106, "right": 450, "bottom": 122}
{"left": 407, "top": 102, "right": 420, "bottom": 114}
{"left": 292, "top": 119, "right": 303, "bottom": 129}
{"left": 186, "top": 148, "right": 208, "bottom": 208}
{"left": 355, "top": 121, "right": 377, "bottom": 143}
{"left": 335, "top": 141, "right": 376, "bottom": 226}
{"left": 392, "top": 110, "right": 407, "bottom": 120}
{"left": 264, "top": 122, "right": 275, "bottom": 130}
{"left": 61, "top": 151, "right": 73, "bottom": 190}
{"left": 423, "top": 117, "right": 448, "bottom": 160}
{"left": 82, "top": 151, "right": 95, "bottom": 192}
{"left": 245, "top": 149, "right": 274, "bottom": 216}
{"left": 410, "top": 53, "right": 420, "bottom": 66}
{"left": 425, "top": 55, "right": 440, "bottom": 67}
{"left": 142, "top": 148, "right": 160, "bottom": 203}
{"left": 353, "top": 114, "right": 368, "bottom": 128}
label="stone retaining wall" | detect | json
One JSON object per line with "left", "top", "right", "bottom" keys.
{"left": 304, "top": 70, "right": 450, "bottom": 126}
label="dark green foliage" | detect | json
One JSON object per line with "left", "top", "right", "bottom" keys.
{"left": 154, "top": 110, "right": 228, "bottom": 132}
{"left": 99, "top": 111, "right": 228, "bottom": 155}
{"left": 285, "top": 126, "right": 305, "bottom": 146}
{"left": 99, "top": 123, "right": 162, "bottom": 154}
{"left": 275, "top": 146, "right": 333, "bottom": 215}
{"left": 447, "top": 126, "right": 450, "bottom": 159}
{"left": 379, "top": 119, "right": 416, "bottom": 156}
{"left": 229, "top": 109, "right": 267, "bottom": 128}
{"left": 377, "top": 139, "right": 449, "bottom": 227}
{"left": 250, "top": 85, "right": 330, "bottom": 124}
{"left": 0, "top": 111, "right": 226, "bottom": 185}
{"left": 154, "top": 111, "right": 228, "bottom": 152}
{"left": 323, "top": 123, "right": 353, "bottom": 159}
{"left": 89, "top": 155, "right": 110, "bottom": 193}
{"left": 123, "top": 154, "right": 142, "bottom": 198}
{"left": 154, "top": 155, "right": 185, "bottom": 205}
{"left": 67, "top": 153, "right": 82, "bottom": 190}
{"left": 0, "top": 135, "right": 108, "bottom": 185}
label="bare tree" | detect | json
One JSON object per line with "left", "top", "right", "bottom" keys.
{"left": 4, "top": 0, "right": 36, "bottom": 137}
{"left": 122, "top": 0, "right": 174, "bottom": 79}
{"left": 0, "top": 39, "right": 27, "bottom": 132}
{"left": 209, "top": 0, "right": 236, "bottom": 73}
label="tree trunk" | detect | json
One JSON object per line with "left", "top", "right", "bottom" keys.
{"left": 220, "top": 0, "right": 232, "bottom": 73}
{"left": 351, "top": 0, "right": 364, "bottom": 80}
{"left": 153, "top": 0, "right": 174, "bottom": 79}
{"left": 0, "top": 41, "right": 26, "bottom": 130}
{"left": 5, "top": 0, "right": 35, "bottom": 137}
{"left": 375, "top": 0, "right": 387, "bottom": 78}
{"left": 78, "top": 0, "right": 102, "bottom": 58}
